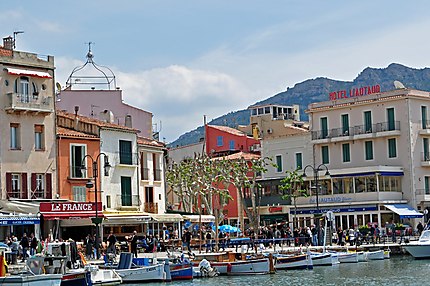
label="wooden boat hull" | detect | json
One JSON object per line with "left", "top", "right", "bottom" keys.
{"left": 366, "top": 250, "right": 385, "bottom": 260}
{"left": 195, "top": 258, "right": 270, "bottom": 275}
{"left": 337, "top": 253, "right": 358, "bottom": 263}
{"left": 0, "top": 274, "right": 63, "bottom": 286}
{"left": 310, "top": 253, "right": 334, "bottom": 266}
{"left": 275, "top": 254, "right": 313, "bottom": 270}
{"left": 170, "top": 263, "right": 193, "bottom": 280}
{"left": 115, "top": 263, "right": 165, "bottom": 282}
{"left": 61, "top": 270, "right": 92, "bottom": 286}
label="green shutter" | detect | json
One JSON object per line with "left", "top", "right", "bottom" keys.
{"left": 341, "top": 114, "right": 349, "bottom": 135}
{"left": 322, "top": 146, "right": 329, "bottom": 164}
{"left": 364, "top": 111, "right": 372, "bottom": 132}
{"left": 119, "top": 140, "right": 132, "bottom": 164}
{"left": 321, "top": 117, "right": 328, "bottom": 138}
{"left": 365, "top": 141, "right": 373, "bottom": 160}
{"left": 276, "top": 155, "right": 282, "bottom": 172}
{"left": 387, "top": 108, "right": 395, "bottom": 131}
{"left": 422, "top": 106, "right": 428, "bottom": 129}
{"left": 121, "top": 176, "right": 132, "bottom": 206}
{"left": 295, "top": 153, "right": 302, "bottom": 170}
{"left": 342, "top": 143, "right": 350, "bottom": 162}
{"left": 425, "top": 177, "right": 430, "bottom": 195}
{"left": 388, "top": 138, "right": 397, "bottom": 158}
{"left": 424, "top": 138, "right": 429, "bottom": 161}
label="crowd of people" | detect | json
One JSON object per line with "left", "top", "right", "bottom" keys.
{"left": 3, "top": 232, "right": 41, "bottom": 264}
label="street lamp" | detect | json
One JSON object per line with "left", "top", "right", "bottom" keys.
{"left": 82, "top": 153, "right": 111, "bottom": 259}
{"left": 302, "top": 163, "right": 330, "bottom": 246}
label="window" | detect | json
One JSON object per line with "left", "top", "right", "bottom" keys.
{"left": 424, "top": 138, "right": 429, "bottom": 161}
{"left": 387, "top": 108, "right": 395, "bottom": 131}
{"left": 229, "top": 140, "right": 235, "bottom": 150}
{"left": 364, "top": 111, "right": 372, "bottom": 132}
{"left": 34, "top": 125, "right": 44, "bottom": 150}
{"left": 121, "top": 176, "right": 132, "bottom": 206}
{"left": 107, "top": 195, "right": 111, "bottom": 208}
{"left": 119, "top": 140, "right": 132, "bottom": 165}
{"left": 6, "top": 173, "right": 27, "bottom": 199}
{"left": 422, "top": 106, "right": 428, "bottom": 129}
{"left": 388, "top": 138, "right": 397, "bottom": 158}
{"left": 276, "top": 155, "right": 282, "bottom": 172}
{"left": 15, "top": 77, "right": 30, "bottom": 103}
{"left": 342, "top": 143, "right": 350, "bottom": 162}
{"left": 365, "top": 141, "right": 373, "bottom": 160}
{"left": 341, "top": 114, "right": 349, "bottom": 135}
{"left": 320, "top": 117, "right": 328, "bottom": 138}
{"left": 217, "top": 136, "right": 223, "bottom": 147}
{"left": 140, "top": 152, "right": 149, "bottom": 180}
{"left": 72, "top": 186, "right": 86, "bottom": 202}
{"left": 321, "top": 146, "right": 329, "bottom": 164}
{"left": 10, "top": 123, "right": 20, "bottom": 149}
{"left": 71, "top": 144, "right": 86, "bottom": 178}
{"left": 153, "top": 153, "right": 162, "bottom": 181}
{"left": 379, "top": 176, "right": 401, "bottom": 192}
{"left": 295, "top": 153, "right": 303, "bottom": 170}
{"left": 12, "top": 174, "right": 20, "bottom": 197}
{"left": 264, "top": 107, "right": 270, "bottom": 114}
{"left": 425, "top": 177, "right": 430, "bottom": 195}
{"left": 30, "top": 173, "right": 45, "bottom": 199}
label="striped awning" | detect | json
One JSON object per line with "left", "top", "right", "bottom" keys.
{"left": 0, "top": 215, "right": 40, "bottom": 225}
{"left": 6, "top": 67, "right": 52, "bottom": 78}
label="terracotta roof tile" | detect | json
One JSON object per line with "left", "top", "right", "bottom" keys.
{"left": 57, "top": 127, "right": 99, "bottom": 139}
{"left": 137, "top": 136, "right": 166, "bottom": 148}
{"left": 212, "top": 151, "right": 260, "bottom": 160}
{"left": 208, "top": 125, "right": 247, "bottom": 137}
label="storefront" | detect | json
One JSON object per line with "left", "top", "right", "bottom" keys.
{"left": 39, "top": 201, "right": 102, "bottom": 241}
{"left": 0, "top": 214, "right": 40, "bottom": 240}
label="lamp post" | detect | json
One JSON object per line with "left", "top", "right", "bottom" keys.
{"left": 82, "top": 153, "right": 111, "bottom": 259}
{"left": 302, "top": 163, "right": 330, "bottom": 246}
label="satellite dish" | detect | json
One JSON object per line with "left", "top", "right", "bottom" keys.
{"left": 394, "top": 80, "right": 406, "bottom": 89}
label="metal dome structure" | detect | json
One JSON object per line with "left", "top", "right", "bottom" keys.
{"left": 65, "top": 42, "right": 117, "bottom": 90}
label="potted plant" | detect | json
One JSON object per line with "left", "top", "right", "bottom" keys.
{"left": 395, "top": 223, "right": 405, "bottom": 230}
{"left": 358, "top": 225, "right": 370, "bottom": 234}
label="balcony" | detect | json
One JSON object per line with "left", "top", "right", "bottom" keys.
{"left": 154, "top": 169, "right": 162, "bottom": 181}
{"left": 5, "top": 93, "right": 54, "bottom": 114}
{"left": 416, "top": 188, "right": 430, "bottom": 203}
{"left": 311, "top": 121, "right": 401, "bottom": 142}
{"left": 115, "top": 194, "right": 140, "bottom": 211}
{"left": 421, "top": 152, "right": 430, "bottom": 167}
{"left": 113, "top": 152, "right": 139, "bottom": 166}
{"left": 144, "top": 202, "right": 158, "bottom": 213}
{"left": 141, "top": 168, "right": 149, "bottom": 180}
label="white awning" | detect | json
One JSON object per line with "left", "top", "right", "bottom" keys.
{"left": 182, "top": 214, "right": 215, "bottom": 223}
{"left": 6, "top": 67, "right": 52, "bottom": 78}
{"left": 149, "top": 213, "right": 183, "bottom": 222}
{"left": 103, "top": 212, "right": 152, "bottom": 225}
{"left": 384, "top": 204, "right": 423, "bottom": 219}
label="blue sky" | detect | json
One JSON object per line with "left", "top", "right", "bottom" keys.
{"left": 3, "top": 1, "right": 430, "bottom": 142}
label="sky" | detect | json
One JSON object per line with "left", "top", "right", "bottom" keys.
{"left": 3, "top": 1, "right": 430, "bottom": 143}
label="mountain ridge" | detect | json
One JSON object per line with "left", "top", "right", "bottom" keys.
{"left": 169, "top": 63, "right": 430, "bottom": 148}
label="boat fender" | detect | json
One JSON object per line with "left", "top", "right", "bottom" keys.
{"left": 227, "top": 263, "right": 232, "bottom": 273}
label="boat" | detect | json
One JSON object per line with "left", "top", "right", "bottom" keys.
{"left": 111, "top": 252, "right": 166, "bottom": 283}
{"left": 192, "top": 259, "right": 219, "bottom": 278}
{"left": 337, "top": 252, "right": 358, "bottom": 263}
{"left": 357, "top": 251, "right": 368, "bottom": 262}
{"left": 309, "top": 252, "right": 336, "bottom": 266}
{"left": 0, "top": 256, "right": 62, "bottom": 286}
{"left": 274, "top": 253, "right": 313, "bottom": 270}
{"left": 192, "top": 252, "right": 270, "bottom": 275}
{"left": 366, "top": 250, "right": 385, "bottom": 261}
{"left": 404, "top": 230, "right": 430, "bottom": 259}
{"left": 169, "top": 261, "right": 193, "bottom": 280}
{"left": 86, "top": 265, "right": 122, "bottom": 286}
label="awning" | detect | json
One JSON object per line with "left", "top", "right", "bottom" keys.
{"left": 6, "top": 67, "right": 52, "bottom": 79}
{"left": 149, "top": 213, "right": 183, "bottom": 222}
{"left": 182, "top": 214, "right": 215, "bottom": 223}
{"left": 0, "top": 200, "right": 41, "bottom": 214}
{"left": 384, "top": 204, "right": 423, "bottom": 219}
{"left": 103, "top": 212, "right": 151, "bottom": 225}
{"left": 0, "top": 215, "right": 40, "bottom": 225}
{"left": 331, "top": 171, "right": 404, "bottom": 178}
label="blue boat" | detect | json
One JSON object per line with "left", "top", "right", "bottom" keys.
{"left": 170, "top": 262, "right": 193, "bottom": 280}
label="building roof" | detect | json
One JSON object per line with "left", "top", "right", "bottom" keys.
{"left": 57, "top": 110, "right": 139, "bottom": 133}
{"left": 208, "top": 125, "right": 248, "bottom": 137}
{"left": 57, "top": 127, "right": 99, "bottom": 139}
{"left": 212, "top": 151, "right": 260, "bottom": 160}
{"left": 137, "top": 136, "right": 166, "bottom": 148}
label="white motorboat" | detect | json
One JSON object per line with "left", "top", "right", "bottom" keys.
{"left": 0, "top": 273, "right": 63, "bottom": 286}
{"left": 86, "top": 265, "right": 122, "bottom": 286}
{"left": 404, "top": 230, "right": 430, "bottom": 259}
{"left": 110, "top": 253, "right": 166, "bottom": 283}
{"left": 337, "top": 252, "right": 358, "bottom": 263}
{"left": 366, "top": 250, "right": 385, "bottom": 260}
{"left": 357, "top": 251, "right": 368, "bottom": 262}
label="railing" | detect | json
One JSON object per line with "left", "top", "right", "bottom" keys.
{"left": 422, "top": 152, "right": 430, "bottom": 162}
{"left": 7, "top": 190, "right": 21, "bottom": 199}
{"left": 113, "top": 152, "right": 139, "bottom": 165}
{"left": 416, "top": 188, "right": 430, "bottom": 196}
{"left": 420, "top": 120, "right": 430, "bottom": 129}
{"left": 115, "top": 194, "right": 140, "bottom": 207}
{"left": 311, "top": 121, "right": 400, "bottom": 140}
{"left": 154, "top": 169, "right": 162, "bottom": 181}
{"left": 144, "top": 202, "right": 158, "bottom": 213}
{"left": 6, "top": 93, "right": 53, "bottom": 113}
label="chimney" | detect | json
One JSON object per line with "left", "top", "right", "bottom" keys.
{"left": 3, "top": 36, "right": 13, "bottom": 50}
{"left": 125, "top": 115, "right": 132, "bottom": 128}
{"left": 74, "top": 106, "right": 80, "bottom": 130}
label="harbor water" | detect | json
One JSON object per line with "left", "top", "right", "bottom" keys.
{"left": 131, "top": 256, "right": 429, "bottom": 286}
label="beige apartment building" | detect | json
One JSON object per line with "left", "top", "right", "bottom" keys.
{"left": 295, "top": 87, "right": 429, "bottom": 229}
{"left": 0, "top": 36, "right": 57, "bottom": 238}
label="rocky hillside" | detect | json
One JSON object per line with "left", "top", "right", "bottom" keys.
{"left": 169, "top": 63, "right": 430, "bottom": 147}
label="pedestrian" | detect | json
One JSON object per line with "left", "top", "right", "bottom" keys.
{"left": 130, "top": 230, "right": 139, "bottom": 258}
{"left": 417, "top": 221, "right": 424, "bottom": 236}
{"left": 205, "top": 230, "right": 212, "bottom": 252}
{"left": 30, "top": 233, "right": 38, "bottom": 256}
{"left": 182, "top": 229, "right": 192, "bottom": 253}
{"left": 20, "top": 233, "right": 29, "bottom": 262}
{"left": 85, "top": 234, "right": 94, "bottom": 259}
{"left": 107, "top": 230, "right": 117, "bottom": 255}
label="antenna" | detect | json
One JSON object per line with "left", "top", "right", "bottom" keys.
{"left": 13, "top": 31, "right": 24, "bottom": 49}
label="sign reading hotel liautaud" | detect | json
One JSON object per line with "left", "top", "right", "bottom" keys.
{"left": 329, "top": 84, "right": 380, "bottom": 100}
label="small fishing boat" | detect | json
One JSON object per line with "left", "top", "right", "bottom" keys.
{"left": 357, "top": 251, "right": 368, "bottom": 262}
{"left": 337, "top": 252, "right": 358, "bottom": 263}
{"left": 366, "top": 250, "right": 384, "bottom": 261}
{"left": 86, "top": 265, "right": 122, "bottom": 286}
{"left": 274, "top": 253, "right": 313, "bottom": 270}
{"left": 111, "top": 253, "right": 166, "bottom": 283}
{"left": 192, "top": 259, "right": 219, "bottom": 278}
{"left": 170, "top": 261, "right": 193, "bottom": 280}
{"left": 310, "top": 252, "right": 336, "bottom": 266}
{"left": 404, "top": 230, "right": 430, "bottom": 259}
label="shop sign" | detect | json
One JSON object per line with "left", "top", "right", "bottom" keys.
{"left": 329, "top": 84, "right": 380, "bottom": 101}
{"left": 40, "top": 202, "right": 102, "bottom": 213}
{"left": 309, "top": 196, "right": 353, "bottom": 204}
{"left": 269, "top": 206, "right": 283, "bottom": 213}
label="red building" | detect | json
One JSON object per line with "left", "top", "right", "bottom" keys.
{"left": 205, "top": 125, "right": 260, "bottom": 156}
